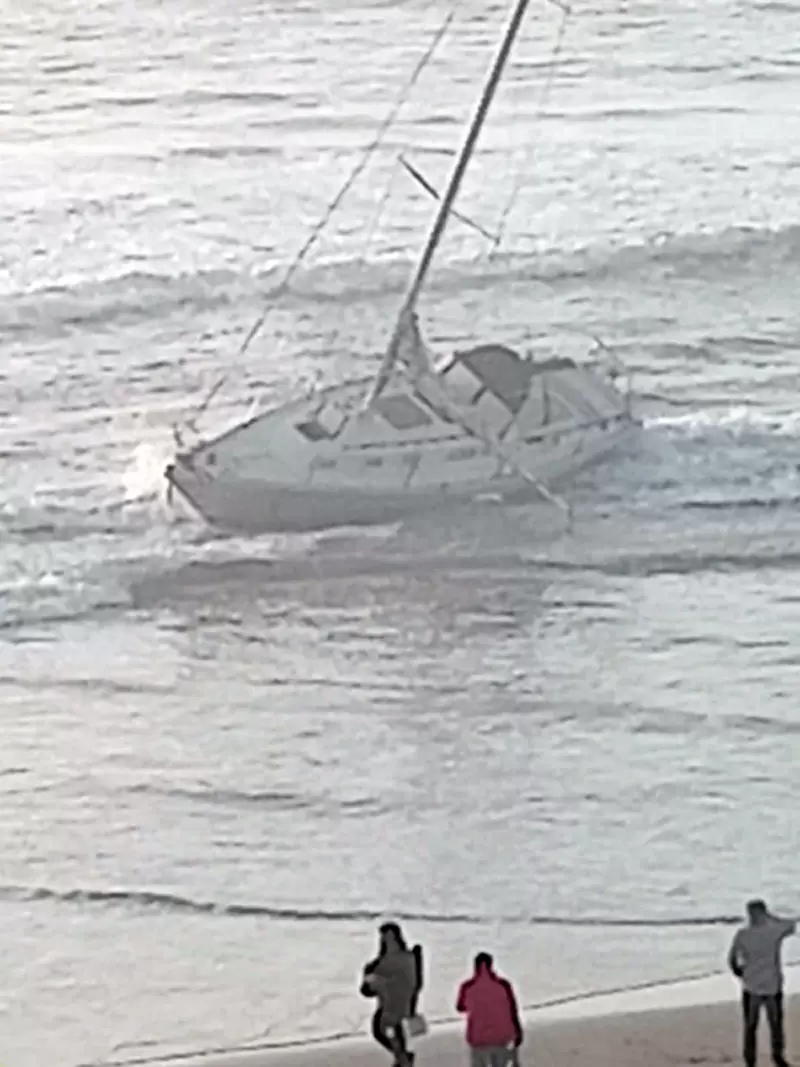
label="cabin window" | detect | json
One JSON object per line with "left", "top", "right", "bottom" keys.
{"left": 313, "top": 458, "right": 337, "bottom": 470}
{"left": 365, "top": 457, "right": 384, "bottom": 468}
{"left": 448, "top": 445, "right": 479, "bottom": 460}
{"left": 374, "top": 394, "right": 432, "bottom": 431}
{"left": 296, "top": 418, "right": 332, "bottom": 442}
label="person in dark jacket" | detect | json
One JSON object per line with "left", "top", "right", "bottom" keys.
{"left": 728, "top": 899, "right": 796, "bottom": 1067}
{"left": 456, "top": 952, "right": 523, "bottom": 1067}
{"left": 360, "top": 922, "right": 423, "bottom": 1067}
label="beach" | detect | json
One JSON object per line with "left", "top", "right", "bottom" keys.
{"left": 5, "top": 1, "right": 800, "bottom": 1064}
{"left": 138, "top": 973, "right": 799, "bottom": 1067}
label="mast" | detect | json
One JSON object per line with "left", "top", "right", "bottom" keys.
{"left": 367, "top": 0, "right": 531, "bottom": 405}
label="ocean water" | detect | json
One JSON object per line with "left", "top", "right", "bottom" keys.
{"left": 2, "top": 0, "right": 800, "bottom": 1064}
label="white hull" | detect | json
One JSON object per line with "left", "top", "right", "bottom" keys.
{"left": 165, "top": 346, "right": 638, "bottom": 534}
{"left": 167, "top": 423, "right": 635, "bottom": 534}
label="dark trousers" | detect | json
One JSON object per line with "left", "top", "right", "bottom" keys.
{"left": 371, "top": 1009, "right": 410, "bottom": 1064}
{"left": 742, "top": 990, "right": 787, "bottom": 1067}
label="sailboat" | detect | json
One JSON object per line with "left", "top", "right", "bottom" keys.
{"left": 164, "top": 0, "right": 637, "bottom": 534}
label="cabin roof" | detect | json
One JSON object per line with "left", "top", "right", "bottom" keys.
{"left": 447, "top": 344, "right": 576, "bottom": 416}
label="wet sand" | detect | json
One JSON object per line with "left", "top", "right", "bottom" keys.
{"left": 144, "top": 974, "right": 798, "bottom": 1067}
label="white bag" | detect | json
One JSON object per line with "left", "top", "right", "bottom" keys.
{"left": 406, "top": 1014, "right": 428, "bottom": 1038}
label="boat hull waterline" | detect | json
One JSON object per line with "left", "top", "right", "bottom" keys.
{"left": 165, "top": 425, "right": 635, "bottom": 534}
{"left": 165, "top": 347, "right": 638, "bottom": 534}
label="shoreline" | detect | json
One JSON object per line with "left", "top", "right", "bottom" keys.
{"left": 105, "top": 967, "right": 800, "bottom": 1067}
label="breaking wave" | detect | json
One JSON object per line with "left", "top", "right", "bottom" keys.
{"left": 3, "top": 410, "right": 800, "bottom": 630}
{"left": 4, "top": 222, "right": 800, "bottom": 339}
{"left": 0, "top": 881, "right": 746, "bottom": 927}
{"left": 537, "top": 547, "right": 800, "bottom": 578}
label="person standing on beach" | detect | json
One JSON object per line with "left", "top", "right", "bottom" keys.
{"left": 727, "top": 898, "right": 796, "bottom": 1067}
{"left": 360, "top": 921, "right": 422, "bottom": 1067}
{"left": 456, "top": 952, "right": 524, "bottom": 1067}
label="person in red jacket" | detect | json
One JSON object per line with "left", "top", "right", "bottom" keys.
{"left": 456, "top": 952, "right": 524, "bottom": 1067}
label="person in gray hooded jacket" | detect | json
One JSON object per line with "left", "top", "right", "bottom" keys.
{"left": 360, "top": 922, "right": 423, "bottom": 1067}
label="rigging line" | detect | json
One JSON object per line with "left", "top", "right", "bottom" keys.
{"left": 489, "top": 0, "right": 572, "bottom": 258}
{"left": 368, "top": 0, "right": 537, "bottom": 409}
{"left": 458, "top": 0, "right": 571, "bottom": 362}
{"left": 358, "top": 153, "right": 404, "bottom": 266}
{"left": 185, "top": 5, "right": 457, "bottom": 432}
{"left": 399, "top": 154, "right": 499, "bottom": 242}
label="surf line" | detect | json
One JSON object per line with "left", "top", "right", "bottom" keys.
{"left": 82, "top": 957, "right": 800, "bottom": 1067}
